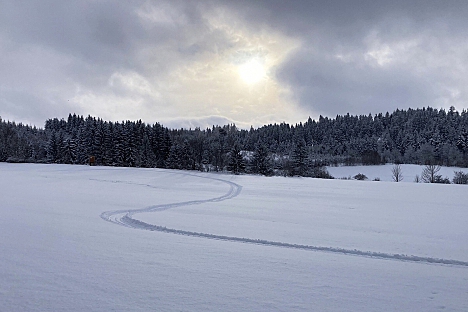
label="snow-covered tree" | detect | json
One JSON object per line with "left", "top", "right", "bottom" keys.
{"left": 291, "top": 139, "right": 309, "bottom": 176}
{"left": 227, "top": 143, "right": 245, "bottom": 174}
{"left": 251, "top": 143, "right": 273, "bottom": 176}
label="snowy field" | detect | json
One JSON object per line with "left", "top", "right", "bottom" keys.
{"left": 327, "top": 163, "right": 468, "bottom": 182}
{"left": 1, "top": 163, "right": 467, "bottom": 311}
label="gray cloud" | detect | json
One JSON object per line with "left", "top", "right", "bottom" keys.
{"left": 1, "top": 0, "right": 468, "bottom": 127}
{"left": 221, "top": 0, "right": 468, "bottom": 117}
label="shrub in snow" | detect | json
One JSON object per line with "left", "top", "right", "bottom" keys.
{"left": 312, "top": 167, "right": 334, "bottom": 179}
{"left": 391, "top": 164, "right": 403, "bottom": 182}
{"left": 353, "top": 173, "right": 368, "bottom": 181}
{"left": 433, "top": 175, "right": 451, "bottom": 184}
{"left": 452, "top": 171, "right": 468, "bottom": 184}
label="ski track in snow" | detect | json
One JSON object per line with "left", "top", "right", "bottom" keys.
{"left": 100, "top": 172, "right": 468, "bottom": 268}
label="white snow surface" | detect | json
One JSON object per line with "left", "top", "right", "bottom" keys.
{"left": 327, "top": 163, "right": 468, "bottom": 182}
{"left": 1, "top": 163, "right": 467, "bottom": 311}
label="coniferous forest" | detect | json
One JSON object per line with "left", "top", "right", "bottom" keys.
{"left": 2, "top": 106, "right": 468, "bottom": 177}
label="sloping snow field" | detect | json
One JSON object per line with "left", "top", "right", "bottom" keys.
{"left": 1, "top": 163, "right": 467, "bottom": 311}
{"left": 327, "top": 163, "right": 468, "bottom": 182}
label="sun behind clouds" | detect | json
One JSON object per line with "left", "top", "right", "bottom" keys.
{"left": 238, "top": 59, "right": 266, "bottom": 84}
{"left": 103, "top": 4, "right": 306, "bottom": 127}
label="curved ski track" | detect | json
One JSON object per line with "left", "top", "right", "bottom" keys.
{"left": 100, "top": 173, "right": 468, "bottom": 268}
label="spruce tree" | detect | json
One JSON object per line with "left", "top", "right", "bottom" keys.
{"left": 227, "top": 143, "right": 245, "bottom": 174}
{"left": 166, "top": 143, "right": 181, "bottom": 169}
{"left": 46, "top": 132, "right": 58, "bottom": 163}
{"left": 251, "top": 143, "right": 273, "bottom": 176}
{"left": 291, "top": 139, "right": 309, "bottom": 176}
{"left": 62, "top": 137, "right": 77, "bottom": 164}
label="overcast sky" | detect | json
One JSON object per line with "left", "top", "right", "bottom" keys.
{"left": 1, "top": 0, "right": 468, "bottom": 129}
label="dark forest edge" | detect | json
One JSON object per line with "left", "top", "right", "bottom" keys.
{"left": 1, "top": 106, "right": 468, "bottom": 179}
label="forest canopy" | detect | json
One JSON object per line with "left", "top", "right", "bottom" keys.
{"left": 1, "top": 106, "right": 468, "bottom": 177}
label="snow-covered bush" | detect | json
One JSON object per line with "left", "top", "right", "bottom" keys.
{"left": 353, "top": 173, "right": 368, "bottom": 181}
{"left": 452, "top": 171, "right": 468, "bottom": 184}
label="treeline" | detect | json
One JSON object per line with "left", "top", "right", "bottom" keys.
{"left": 1, "top": 106, "right": 468, "bottom": 176}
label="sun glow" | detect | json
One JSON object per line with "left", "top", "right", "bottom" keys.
{"left": 238, "top": 60, "right": 266, "bottom": 84}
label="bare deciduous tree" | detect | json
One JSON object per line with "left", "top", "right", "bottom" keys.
{"left": 421, "top": 164, "right": 441, "bottom": 183}
{"left": 391, "top": 164, "right": 403, "bottom": 182}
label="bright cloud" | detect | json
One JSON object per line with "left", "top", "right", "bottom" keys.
{"left": 59, "top": 2, "right": 306, "bottom": 128}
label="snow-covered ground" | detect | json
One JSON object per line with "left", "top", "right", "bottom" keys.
{"left": 327, "top": 163, "right": 468, "bottom": 182}
{"left": 1, "top": 163, "right": 467, "bottom": 311}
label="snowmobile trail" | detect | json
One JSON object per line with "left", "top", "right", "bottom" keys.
{"left": 100, "top": 173, "right": 242, "bottom": 228}
{"left": 100, "top": 172, "right": 468, "bottom": 268}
